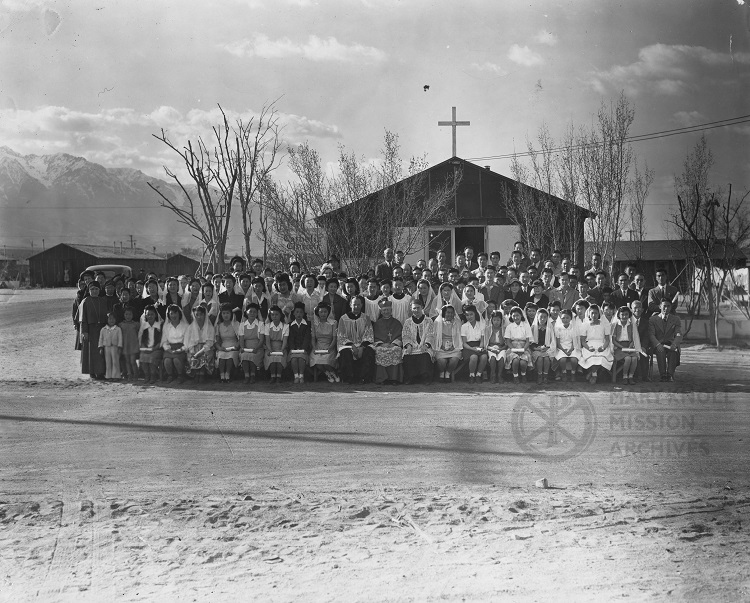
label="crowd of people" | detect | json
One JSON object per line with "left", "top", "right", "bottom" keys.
{"left": 71, "top": 242, "right": 684, "bottom": 387}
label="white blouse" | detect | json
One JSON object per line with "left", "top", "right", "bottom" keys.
{"left": 162, "top": 321, "right": 188, "bottom": 348}
{"left": 461, "top": 321, "right": 484, "bottom": 342}
{"left": 504, "top": 321, "right": 532, "bottom": 341}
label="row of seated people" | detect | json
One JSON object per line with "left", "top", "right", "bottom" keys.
{"left": 81, "top": 275, "right": 682, "bottom": 385}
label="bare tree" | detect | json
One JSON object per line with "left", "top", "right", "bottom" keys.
{"left": 262, "top": 131, "right": 459, "bottom": 273}
{"left": 671, "top": 135, "right": 750, "bottom": 345}
{"left": 628, "top": 159, "right": 654, "bottom": 259}
{"left": 234, "top": 101, "right": 283, "bottom": 264}
{"left": 149, "top": 105, "right": 240, "bottom": 272}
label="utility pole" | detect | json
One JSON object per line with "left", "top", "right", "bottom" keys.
{"left": 129, "top": 234, "right": 135, "bottom": 249}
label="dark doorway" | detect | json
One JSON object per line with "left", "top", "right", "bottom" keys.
{"left": 454, "top": 227, "right": 485, "bottom": 257}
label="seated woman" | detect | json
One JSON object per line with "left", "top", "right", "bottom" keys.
{"left": 461, "top": 304, "right": 488, "bottom": 384}
{"left": 504, "top": 306, "right": 532, "bottom": 383}
{"left": 161, "top": 304, "right": 189, "bottom": 384}
{"left": 185, "top": 304, "right": 215, "bottom": 384}
{"left": 337, "top": 295, "right": 375, "bottom": 384}
{"left": 372, "top": 298, "right": 404, "bottom": 385}
{"left": 288, "top": 301, "right": 312, "bottom": 384}
{"left": 553, "top": 309, "right": 581, "bottom": 381}
{"left": 434, "top": 305, "right": 463, "bottom": 382}
{"left": 530, "top": 308, "right": 556, "bottom": 384}
{"left": 239, "top": 303, "right": 265, "bottom": 384}
{"left": 310, "top": 301, "right": 339, "bottom": 383}
{"left": 401, "top": 298, "right": 436, "bottom": 385}
{"left": 579, "top": 304, "right": 614, "bottom": 384}
{"left": 612, "top": 305, "right": 640, "bottom": 385}
{"left": 485, "top": 310, "right": 508, "bottom": 384}
{"left": 214, "top": 302, "right": 241, "bottom": 383}
{"left": 264, "top": 305, "right": 289, "bottom": 384}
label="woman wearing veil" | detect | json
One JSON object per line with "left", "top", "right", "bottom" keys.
{"left": 434, "top": 304, "right": 463, "bottom": 382}
{"left": 429, "top": 282, "right": 462, "bottom": 319}
{"left": 184, "top": 304, "right": 215, "bottom": 384}
{"left": 579, "top": 303, "right": 614, "bottom": 384}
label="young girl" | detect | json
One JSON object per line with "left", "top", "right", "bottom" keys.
{"left": 485, "top": 310, "right": 508, "bottom": 384}
{"left": 554, "top": 309, "right": 580, "bottom": 381}
{"left": 612, "top": 305, "right": 640, "bottom": 384}
{"left": 461, "top": 304, "right": 488, "bottom": 383}
{"left": 462, "top": 284, "right": 487, "bottom": 317}
{"left": 524, "top": 302, "right": 538, "bottom": 325}
{"left": 119, "top": 306, "right": 140, "bottom": 380}
{"left": 162, "top": 305, "right": 189, "bottom": 384}
{"left": 98, "top": 312, "right": 123, "bottom": 380}
{"left": 297, "top": 275, "right": 321, "bottom": 322}
{"left": 264, "top": 305, "right": 289, "bottom": 383}
{"left": 246, "top": 277, "right": 271, "bottom": 322}
{"left": 310, "top": 302, "right": 339, "bottom": 383}
{"left": 185, "top": 305, "right": 215, "bottom": 384}
{"left": 430, "top": 283, "right": 462, "bottom": 319}
{"left": 434, "top": 305, "right": 463, "bottom": 382}
{"left": 272, "top": 274, "right": 296, "bottom": 323}
{"left": 579, "top": 304, "right": 613, "bottom": 384}
{"left": 531, "top": 309, "right": 556, "bottom": 384}
{"left": 138, "top": 305, "right": 162, "bottom": 384}
{"left": 504, "top": 306, "right": 532, "bottom": 383}
{"left": 288, "top": 302, "right": 312, "bottom": 384}
{"left": 215, "top": 302, "right": 241, "bottom": 383}
{"left": 181, "top": 278, "right": 203, "bottom": 323}
{"left": 239, "top": 303, "right": 265, "bottom": 384}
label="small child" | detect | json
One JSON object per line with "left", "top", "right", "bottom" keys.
{"left": 119, "top": 306, "right": 140, "bottom": 380}
{"left": 138, "top": 305, "right": 162, "bottom": 384}
{"left": 288, "top": 302, "right": 312, "bottom": 384}
{"left": 98, "top": 312, "right": 123, "bottom": 380}
{"left": 239, "top": 304, "right": 265, "bottom": 384}
{"left": 264, "top": 305, "right": 289, "bottom": 384}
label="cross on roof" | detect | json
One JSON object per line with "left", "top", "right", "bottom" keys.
{"left": 438, "top": 106, "right": 470, "bottom": 157}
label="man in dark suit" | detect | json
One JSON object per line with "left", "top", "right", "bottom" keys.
{"left": 374, "top": 248, "right": 396, "bottom": 282}
{"left": 631, "top": 273, "right": 650, "bottom": 309}
{"left": 588, "top": 270, "right": 609, "bottom": 305}
{"left": 647, "top": 269, "right": 680, "bottom": 315}
{"left": 648, "top": 299, "right": 683, "bottom": 381}
{"left": 611, "top": 273, "right": 639, "bottom": 308}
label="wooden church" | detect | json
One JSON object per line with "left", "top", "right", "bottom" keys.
{"left": 317, "top": 108, "right": 591, "bottom": 269}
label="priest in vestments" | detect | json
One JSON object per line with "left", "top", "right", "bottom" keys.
{"left": 401, "top": 298, "right": 436, "bottom": 385}
{"left": 372, "top": 299, "right": 403, "bottom": 385}
{"left": 337, "top": 296, "right": 375, "bottom": 384}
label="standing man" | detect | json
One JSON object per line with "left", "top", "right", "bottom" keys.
{"left": 647, "top": 269, "right": 680, "bottom": 315}
{"left": 632, "top": 274, "right": 650, "bottom": 310}
{"left": 463, "top": 246, "right": 478, "bottom": 271}
{"left": 612, "top": 273, "right": 638, "bottom": 308}
{"left": 375, "top": 248, "right": 396, "bottom": 282}
{"left": 649, "top": 299, "right": 682, "bottom": 381}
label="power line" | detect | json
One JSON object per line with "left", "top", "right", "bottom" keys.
{"left": 467, "top": 114, "right": 750, "bottom": 162}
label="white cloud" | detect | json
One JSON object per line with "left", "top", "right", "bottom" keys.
{"left": 508, "top": 44, "right": 544, "bottom": 67}
{"left": 673, "top": 110, "right": 705, "bottom": 127}
{"left": 590, "top": 44, "right": 750, "bottom": 96}
{"left": 534, "top": 29, "right": 557, "bottom": 46}
{"left": 221, "top": 34, "right": 386, "bottom": 63}
{"left": 470, "top": 61, "right": 509, "bottom": 77}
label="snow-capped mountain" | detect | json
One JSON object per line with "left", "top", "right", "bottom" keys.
{"left": 0, "top": 147, "right": 196, "bottom": 248}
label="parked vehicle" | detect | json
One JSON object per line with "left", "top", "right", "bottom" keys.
{"left": 85, "top": 264, "right": 132, "bottom": 279}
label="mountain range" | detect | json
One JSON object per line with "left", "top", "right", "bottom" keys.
{"left": 0, "top": 146, "right": 205, "bottom": 251}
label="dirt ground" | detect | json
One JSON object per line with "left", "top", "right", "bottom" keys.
{"left": 1, "top": 288, "right": 749, "bottom": 602}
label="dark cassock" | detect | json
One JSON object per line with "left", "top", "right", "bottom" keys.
{"left": 336, "top": 297, "right": 375, "bottom": 384}
{"left": 72, "top": 286, "right": 87, "bottom": 350}
{"left": 372, "top": 299, "right": 403, "bottom": 384}
{"left": 79, "top": 282, "right": 108, "bottom": 378}
{"left": 401, "top": 305, "right": 436, "bottom": 384}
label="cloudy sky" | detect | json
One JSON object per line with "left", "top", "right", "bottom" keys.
{"left": 1, "top": 0, "right": 749, "bottom": 246}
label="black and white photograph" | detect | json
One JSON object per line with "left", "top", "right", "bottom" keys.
{"left": 1, "top": 0, "right": 749, "bottom": 600}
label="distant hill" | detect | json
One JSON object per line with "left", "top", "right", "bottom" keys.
{"left": 0, "top": 146, "right": 203, "bottom": 250}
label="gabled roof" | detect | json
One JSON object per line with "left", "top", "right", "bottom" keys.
{"left": 318, "top": 156, "right": 593, "bottom": 223}
{"left": 28, "top": 243, "right": 163, "bottom": 261}
{"left": 586, "top": 239, "right": 747, "bottom": 262}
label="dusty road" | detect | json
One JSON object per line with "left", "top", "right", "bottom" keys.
{"left": 1, "top": 290, "right": 749, "bottom": 601}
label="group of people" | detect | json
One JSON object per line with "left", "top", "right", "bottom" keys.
{"left": 72, "top": 243, "right": 684, "bottom": 386}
